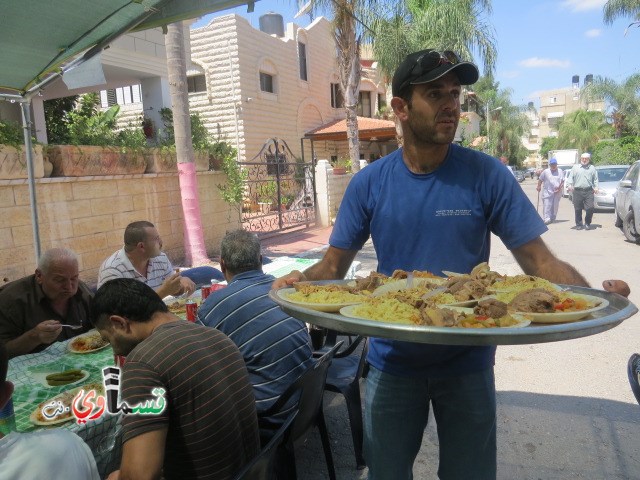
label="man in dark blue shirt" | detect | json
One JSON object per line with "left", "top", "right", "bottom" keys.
{"left": 197, "top": 229, "right": 313, "bottom": 439}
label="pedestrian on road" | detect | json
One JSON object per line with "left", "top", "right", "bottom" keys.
{"left": 567, "top": 152, "right": 598, "bottom": 230}
{"left": 537, "top": 157, "right": 565, "bottom": 224}
{"left": 273, "top": 49, "right": 604, "bottom": 480}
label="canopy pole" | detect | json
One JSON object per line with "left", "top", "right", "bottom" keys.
{"left": 20, "top": 102, "right": 41, "bottom": 261}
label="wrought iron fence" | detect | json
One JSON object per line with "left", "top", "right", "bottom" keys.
{"left": 239, "top": 138, "right": 315, "bottom": 235}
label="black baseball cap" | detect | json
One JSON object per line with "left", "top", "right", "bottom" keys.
{"left": 392, "top": 49, "right": 480, "bottom": 97}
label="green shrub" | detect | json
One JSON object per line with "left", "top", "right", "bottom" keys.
{"left": 0, "top": 120, "right": 23, "bottom": 147}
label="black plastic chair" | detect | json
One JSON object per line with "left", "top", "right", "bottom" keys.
{"left": 628, "top": 353, "right": 640, "bottom": 405}
{"left": 314, "top": 334, "right": 369, "bottom": 469}
{"left": 261, "top": 341, "right": 342, "bottom": 480}
{"left": 233, "top": 409, "right": 298, "bottom": 480}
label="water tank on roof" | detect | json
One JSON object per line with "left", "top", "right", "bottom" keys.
{"left": 585, "top": 74, "right": 593, "bottom": 85}
{"left": 259, "top": 13, "right": 284, "bottom": 37}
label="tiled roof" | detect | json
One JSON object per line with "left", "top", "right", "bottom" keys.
{"left": 305, "top": 116, "right": 396, "bottom": 141}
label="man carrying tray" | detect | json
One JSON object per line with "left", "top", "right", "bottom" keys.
{"left": 273, "top": 49, "right": 629, "bottom": 480}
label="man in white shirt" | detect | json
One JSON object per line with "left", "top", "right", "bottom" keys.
{"left": 97, "top": 221, "right": 195, "bottom": 298}
{"left": 536, "top": 157, "right": 565, "bottom": 224}
{"left": 0, "top": 343, "right": 100, "bottom": 480}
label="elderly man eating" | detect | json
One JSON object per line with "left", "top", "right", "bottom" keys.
{"left": 0, "top": 248, "right": 92, "bottom": 358}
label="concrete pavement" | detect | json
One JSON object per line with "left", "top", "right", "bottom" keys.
{"left": 267, "top": 177, "right": 640, "bottom": 479}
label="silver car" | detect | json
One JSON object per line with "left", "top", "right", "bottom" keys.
{"left": 593, "top": 165, "right": 630, "bottom": 211}
{"left": 614, "top": 161, "right": 640, "bottom": 243}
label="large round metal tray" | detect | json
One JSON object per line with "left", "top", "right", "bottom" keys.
{"left": 269, "top": 284, "right": 637, "bottom": 346}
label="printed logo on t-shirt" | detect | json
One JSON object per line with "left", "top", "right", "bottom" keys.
{"left": 435, "top": 209, "right": 472, "bottom": 217}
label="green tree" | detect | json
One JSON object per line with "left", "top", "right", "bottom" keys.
{"left": 43, "top": 96, "right": 77, "bottom": 144}
{"left": 555, "top": 110, "right": 613, "bottom": 152}
{"left": 592, "top": 136, "right": 640, "bottom": 165}
{"left": 603, "top": 0, "right": 640, "bottom": 26}
{"left": 582, "top": 74, "right": 640, "bottom": 137}
{"left": 539, "top": 136, "right": 558, "bottom": 160}
{"left": 366, "top": 0, "right": 497, "bottom": 81}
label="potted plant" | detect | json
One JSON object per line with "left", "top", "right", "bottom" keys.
{"left": 332, "top": 157, "right": 351, "bottom": 175}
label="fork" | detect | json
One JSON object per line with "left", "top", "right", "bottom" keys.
{"left": 59, "top": 324, "right": 84, "bottom": 330}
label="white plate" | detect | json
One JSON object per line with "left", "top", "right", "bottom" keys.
{"left": 340, "top": 305, "right": 531, "bottom": 328}
{"left": 509, "top": 293, "right": 609, "bottom": 324}
{"left": 277, "top": 287, "right": 365, "bottom": 313}
{"left": 29, "top": 382, "right": 104, "bottom": 426}
{"left": 31, "top": 369, "right": 90, "bottom": 388}
{"left": 67, "top": 330, "right": 110, "bottom": 354}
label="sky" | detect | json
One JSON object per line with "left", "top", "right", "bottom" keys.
{"left": 192, "top": 0, "right": 640, "bottom": 108}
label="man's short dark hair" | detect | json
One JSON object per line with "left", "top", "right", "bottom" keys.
{"left": 91, "top": 278, "right": 168, "bottom": 328}
{"left": 0, "top": 342, "right": 7, "bottom": 386}
{"left": 220, "top": 229, "right": 261, "bottom": 275}
{"left": 124, "top": 221, "right": 155, "bottom": 248}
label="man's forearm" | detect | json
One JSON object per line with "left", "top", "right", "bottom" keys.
{"left": 302, "top": 246, "right": 358, "bottom": 281}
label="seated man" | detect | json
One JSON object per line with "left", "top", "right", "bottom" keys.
{"left": 0, "top": 343, "right": 100, "bottom": 479}
{"left": 197, "top": 229, "right": 314, "bottom": 438}
{"left": 92, "top": 278, "right": 260, "bottom": 480}
{"left": 97, "top": 220, "right": 197, "bottom": 298}
{"left": 0, "top": 248, "right": 92, "bottom": 358}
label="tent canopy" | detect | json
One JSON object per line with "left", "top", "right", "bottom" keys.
{"left": 0, "top": 0, "right": 255, "bottom": 99}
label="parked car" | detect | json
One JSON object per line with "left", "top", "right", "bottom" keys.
{"left": 593, "top": 165, "right": 630, "bottom": 211}
{"left": 614, "top": 160, "right": 640, "bottom": 243}
{"left": 507, "top": 166, "right": 525, "bottom": 183}
{"left": 560, "top": 165, "right": 574, "bottom": 197}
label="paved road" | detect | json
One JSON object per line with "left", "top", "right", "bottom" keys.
{"left": 295, "top": 177, "right": 640, "bottom": 479}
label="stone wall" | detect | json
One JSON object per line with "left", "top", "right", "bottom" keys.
{"left": 0, "top": 171, "right": 240, "bottom": 286}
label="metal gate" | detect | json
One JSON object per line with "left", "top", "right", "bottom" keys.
{"left": 239, "top": 138, "right": 316, "bottom": 236}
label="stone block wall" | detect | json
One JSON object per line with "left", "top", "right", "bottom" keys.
{"left": 0, "top": 171, "right": 240, "bottom": 286}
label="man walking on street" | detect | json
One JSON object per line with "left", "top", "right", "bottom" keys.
{"left": 567, "top": 152, "right": 598, "bottom": 230}
{"left": 537, "top": 157, "right": 565, "bottom": 224}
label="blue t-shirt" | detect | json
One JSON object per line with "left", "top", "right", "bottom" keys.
{"left": 330, "top": 144, "right": 547, "bottom": 377}
{"left": 197, "top": 270, "right": 314, "bottom": 424}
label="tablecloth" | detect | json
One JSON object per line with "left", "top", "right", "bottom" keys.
{"left": 8, "top": 338, "right": 122, "bottom": 478}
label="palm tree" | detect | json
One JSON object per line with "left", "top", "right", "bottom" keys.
{"left": 583, "top": 74, "right": 640, "bottom": 137}
{"left": 555, "top": 110, "right": 613, "bottom": 153}
{"left": 165, "top": 22, "right": 209, "bottom": 265}
{"left": 366, "top": 0, "right": 497, "bottom": 82}
{"left": 304, "top": 0, "right": 385, "bottom": 173}
{"left": 603, "top": 0, "right": 640, "bottom": 27}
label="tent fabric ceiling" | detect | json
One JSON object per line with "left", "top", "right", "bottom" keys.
{"left": 0, "top": 0, "right": 254, "bottom": 97}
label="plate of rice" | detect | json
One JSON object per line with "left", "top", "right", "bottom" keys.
{"left": 277, "top": 286, "right": 368, "bottom": 312}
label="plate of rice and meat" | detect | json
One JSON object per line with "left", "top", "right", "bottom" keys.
{"left": 340, "top": 299, "right": 531, "bottom": 329}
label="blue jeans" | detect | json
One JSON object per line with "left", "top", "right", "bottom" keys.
{"left": 364, "top": 366, "right": 497, "bottom": 480}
